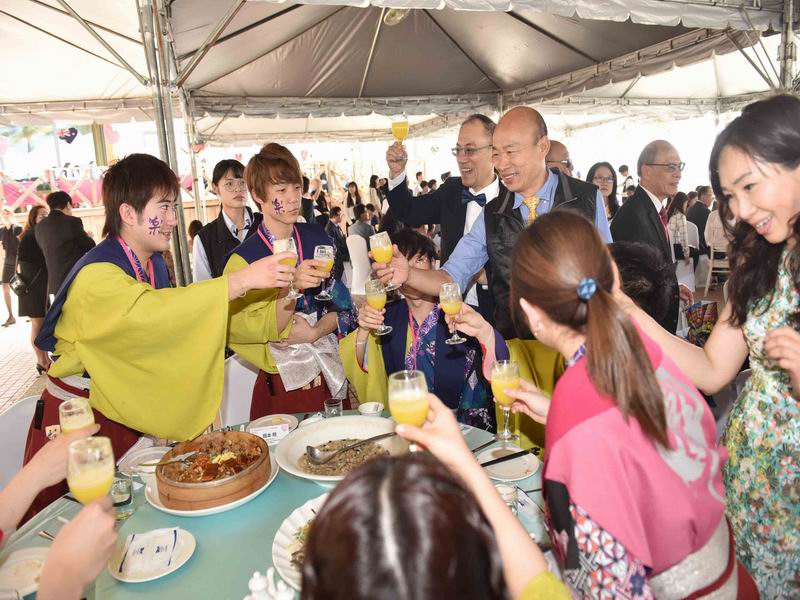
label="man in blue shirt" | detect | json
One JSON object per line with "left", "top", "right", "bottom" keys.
{"left": 376, "top": 106, "right": 612, "bottom": 338}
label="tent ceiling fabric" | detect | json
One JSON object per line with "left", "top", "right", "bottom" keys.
{"left": 249, "top": 0, "right": 783, "bottom": 31}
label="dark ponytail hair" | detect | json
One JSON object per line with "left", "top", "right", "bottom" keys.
{"left": 510, "top": 211, "right": 669, "bottom": 447}
{"left": 709, "top": 93, "right": 800, "bottom": 327}
{"left": 301, "top": 454, "right": 508, "bottom": 600}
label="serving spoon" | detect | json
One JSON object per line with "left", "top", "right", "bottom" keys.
{"left": 305, "top": 432, "right": 397, "bottom": 465}
{"left": 138, "top": 451, "right": 197, "bottom": 468}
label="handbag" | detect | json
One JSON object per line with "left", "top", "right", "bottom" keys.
{"left": 9, "top": 264, "right": 42, "bottom": 297}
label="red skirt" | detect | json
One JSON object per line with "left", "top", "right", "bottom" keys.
{"left": 21, "top": 376, "right": 141, "bottom": 520}
{"left": 250, "top": 372, "right": 349, "bottom": 419}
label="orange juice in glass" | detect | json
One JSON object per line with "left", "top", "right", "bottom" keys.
{"left": 67, "top": 437, "right": 115, "bottom": 504}
{"left": 388, "top": 370, "right": 429, "bottom": 428}
{"left": 314, "top": 245, "right": 335, "bottom": 302}
{"left": 369, "top": 232, "right": 399, "bottom": 292}
{"left": 439, "top": 282, "right": 466, "bottom": 345}
{"left": 391, "top": 116, "right": 409, "bottom": 143}
{"left": 365, "top": 280, "right": 392, "bottom": 336}
{"left": 59, "top": 398, "right": 95, "bottom": 435}
{"left": 274, "top": 237, "right": 302, "bottom": 299}
{"left": 491, "top": 360, "right": 520, "bottom": 441}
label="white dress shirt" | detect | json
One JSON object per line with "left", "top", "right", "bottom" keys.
{"left": 463, "top": 177, "right": 499, "bottom": 306}
{"left": 192, "top": 209, "right": 253, "bottom": 281}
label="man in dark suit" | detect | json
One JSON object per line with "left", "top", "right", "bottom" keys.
{"left": 301, "top": 176, "right": 316, "bottom": 225}
{"left": 610, "top": 140, "right": 691, "bottom": 333}
{"left": 36, "top": 191, "right": 95, "bottom": 295}
{"left": 325, "top": 206, "right": 348, "bottom": 281}
{"left": 384, "top": 114, "right": 500, "bottom": 320}
{"left": 686, "top": 185, "right": 713, "bottom": 253}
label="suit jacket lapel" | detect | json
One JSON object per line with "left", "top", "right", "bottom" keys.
{"left": 641, "top": 191, "right": 670, "bottom": 260}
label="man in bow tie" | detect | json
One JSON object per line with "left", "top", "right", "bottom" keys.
{"left": 384, "top": 114, "right": 501, "bottom": 320}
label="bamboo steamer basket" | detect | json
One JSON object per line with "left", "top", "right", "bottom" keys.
{"left": 156, "top": 431, "right": 270, "bottom": 510}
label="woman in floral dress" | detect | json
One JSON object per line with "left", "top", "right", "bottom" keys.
{"left": 620, "top": 94, "right": 800, "bottom": 597}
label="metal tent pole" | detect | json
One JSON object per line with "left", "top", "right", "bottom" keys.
{"left": 780, "top": 0, "right": 796, "bottom": 90}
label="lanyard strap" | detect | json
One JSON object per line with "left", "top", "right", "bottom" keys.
{"left": 117, "top": 237, "right": 155, "bottom": 285}
{"left": 257, "top": 224, "right": 304, "bottom": 259}
{"left": 565, "top": 343, "right": 587, "bottom": 369}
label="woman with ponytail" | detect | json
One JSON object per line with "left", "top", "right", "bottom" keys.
{"left": 506, "top": 210, "right": 755, "bottom": 598}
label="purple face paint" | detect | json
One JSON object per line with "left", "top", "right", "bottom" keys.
{"left": 148, "top": 216, "right": 161, "bottom": 235}
{"left": 272, "top": 197, "right": 284, "bottom": 214}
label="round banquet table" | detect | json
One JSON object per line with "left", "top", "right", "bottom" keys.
{"left": 1, "top": 413, "right": 545, "bottom": 599}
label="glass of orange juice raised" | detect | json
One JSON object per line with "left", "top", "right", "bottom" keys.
{"left": 391, "top": 115, "right": 409, "bottom": 143}
{"left": 313, "top": 245, "right": 335, "bottom": 302}
{"left": 58, "top": 398, "right": 95, "bottom": 435}
{"left": 67, "top": 436, "right": 115, "bottom": 505}
{"left": 369, "top": 232, "right": 399, "bottom": 292}
{"left": 388, "top": 370, "right": 429, "bottom": 436}
{"left": 491, "top": 360, "right": 520, "bottom": 441}
{"left": 274, "top": 237, "right": 302, "bottom": 300}
{"left": 439, "top": 282, "right": 466, "bottom": 345}
{"left": 365, "top": 279, "right": 393, "bottom": 336}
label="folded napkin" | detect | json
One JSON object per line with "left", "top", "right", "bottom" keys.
{"left": 269, "top": 313, "right": 347, "bottom": 399}
{"left": 118, "top": 528, "right": 179, "bottom": 575}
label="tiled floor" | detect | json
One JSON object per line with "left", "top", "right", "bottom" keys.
{"left": 0, "top": 293, "right": 43, "bottom": 414}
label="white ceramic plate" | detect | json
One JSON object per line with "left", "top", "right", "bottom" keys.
{"left": 274, "top": 416, "right": 409, "bottom": 487}
{"left": 246, "top": 414, "right": 299, "bottom": 444}
{"left": 144, "top": 453, "right": 279, "bottom": 517}
{"left": 118, "top": 446, "right": 172, "bottom": 477}
{"left": 477, "top": 445, "right": 540, "bottom": 482}
{"left": 271, "top": 493, "right": 328, "bottom": 591}
{"left": 0, "top": 547, "right": 48, "bottom": 597}
{"left": 108, "top": 528, "right": 196, "bottom": 583}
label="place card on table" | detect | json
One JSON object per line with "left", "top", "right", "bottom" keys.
{"left": 118, "top": 528, "right": 179, "bottom": 575}
{"left": 249, "top": 423, "right": 291, "bottom": 444}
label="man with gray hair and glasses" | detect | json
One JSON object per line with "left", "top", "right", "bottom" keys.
{"left": 611, "top": 140, "right": 691, "bottom": 333}
{"left": 384, "top": 113, "right": 503, "bottom": 320}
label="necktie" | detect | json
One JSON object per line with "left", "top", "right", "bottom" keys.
{"left": 461, "top": 189, "right": 487, "bottom": 207}
{"left": 658, "top": 205, "right": 669, "bottom": 240}
{"left": 523, "top": 196, "right": 540, "bottom": 225}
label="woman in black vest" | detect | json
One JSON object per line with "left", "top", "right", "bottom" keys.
{"left": 192, "top": 159, "right": 262, "bottom": 280}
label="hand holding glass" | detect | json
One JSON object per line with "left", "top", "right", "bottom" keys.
{"left": 313, "top": 245, "right": 335, "bottom": 301}
{"left": 274, "top": 237, "right": 302, "bottom": 300}
{"left": 67, "top": 437, "right": 115, "bottom": 505}
{"left": 59, "top": 398, "right": 95, "bottom": 435}
{"left": 370, "top": 232, "right": 399, "bottom": 292}
{"left": 365, "top": 280, "right": 393, "bottom": 336}
{"left": 491, "top": 360, "right": 520, "bottom": 442}
{"left": 440, "top": 282, "right": 466, "bottom": 345}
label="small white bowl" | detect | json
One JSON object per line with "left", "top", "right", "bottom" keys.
{"left": 357, "top": 402, "right": 384, "bottom": 417}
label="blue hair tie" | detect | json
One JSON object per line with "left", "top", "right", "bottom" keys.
{"left": 577, "top": 277, "right": 597, "bottom": 302}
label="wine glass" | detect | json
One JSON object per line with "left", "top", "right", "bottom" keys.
{"left": 364, "top": 279, "right": 393, "bottom": 336}
{"left": 491, "top": 360, "right": 520, "bottom": 442}
{"left": 388, "top": 369, "right": 429, "bottom": 453}
{"left": 391, "top": 115, "right": 409, "bottom": 143}
{"left": 59, "top": 398, "right": 95, "bottom": 435}
{"left": 274, "top": 237, "right": 302, "bottom": 300}
{"left": 369, "top": 231, "right": 399, "bottom": 292}
{"left": 314, "top": 245, "right": 335, "bottom": 301}
{"left": 439, "top": 282, "right": 466, "bottom": 345}
{"left": 67, "top": 436, "right": 115, "bottom": 505}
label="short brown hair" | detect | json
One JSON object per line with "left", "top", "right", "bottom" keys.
{"left": 245, "top": 143, "right": 302, "bottom": 206}
{"left": 102, "top": 154, "right": 179, "bottom": 238}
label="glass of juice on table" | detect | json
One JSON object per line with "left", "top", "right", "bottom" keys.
{"left": 365, "top": 279, "right": 393, "bottom": 336}
{"left": 67, "top": 437, "right": 115, "bottom": 505}
{"left": 439, "top": 282, "right": 466, "bottom": 345}
{"left": 491, "top": 360, "right": 520, "bottom": 442}
{"left": 59, "top": 397, "right": 95, "bottom": 435}
{"left": 369, "top": 232, "right": 399, "bottom": 292}
{"left": 391, "top": 115, "right": 409, "bottom": 143}
{"left": 314, "top": 245, "right": 335, "bottom": 301}
{"left": 388, "top": 370, "right": 429, "bottom": 453}
{"left": 274, "top": 237, "right": 302, "bottom": 300}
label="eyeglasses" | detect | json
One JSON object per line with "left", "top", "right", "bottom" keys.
{"left": 646, "top": 162, "right": 685, "bottom": 173}
{"left": 548, "top": 159, "right": 573, "bottom": 170}
{"left": 451, "top": 145, "right": 492, "bottom": 157}
{"left": 221, "top": 179, "right": 247, "bottom": 192}
{"left": 592, "top": 176, "right": 615, "bottom": 184}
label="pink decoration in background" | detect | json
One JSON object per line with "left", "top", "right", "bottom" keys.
{"left": 193, "top": 143, "right": 206, "bottom": 153}
{"left": 234, "top": 153, "right": 243, "bottom": 162}
{"left": 0, "top": 136, "right": 9, "bottom": 157}
{"left": 104, "top": 125, "right": 120, "bottom": 144}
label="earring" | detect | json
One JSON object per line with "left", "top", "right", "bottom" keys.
{"left": 533, "top": 322, "right": 542, "bottom": 337}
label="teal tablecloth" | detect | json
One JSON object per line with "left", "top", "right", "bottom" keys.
{"left": 2, "top": 415, "right": 544, "bottom": 599}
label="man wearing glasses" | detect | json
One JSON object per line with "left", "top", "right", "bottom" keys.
{"left": 610, "top": 140, "right": 688, "bottom": 333}
{"left": 545, "top": 140, "right": 574, "bottom": 177}
{"left": 193, "top": 159, "right": 262, "bottom": 281}
{"left": 384, "top": 113, "right": 501, "bottom": 319}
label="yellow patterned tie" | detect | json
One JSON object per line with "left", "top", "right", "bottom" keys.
{"left": 523, "top": 196, "right": 540, "bottom": 225}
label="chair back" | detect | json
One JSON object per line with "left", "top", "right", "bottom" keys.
{"left": 0, "top": 396, "right": 38, "bottom": 489}
{"left": 219, "top": 355, "right": 260, "bottom": 427}
{"left": 686, "top": 221, "right": 700, "bottom": 248}
{"left": 346, "top": 235, "right": 371, "bottom": 295}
